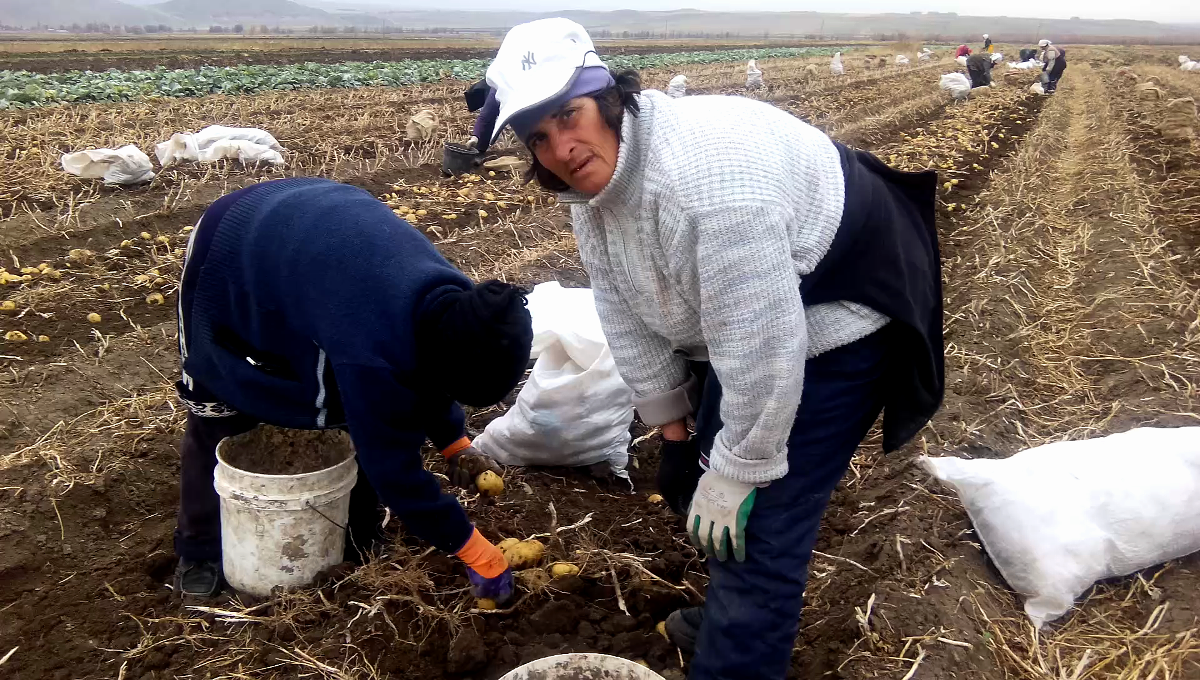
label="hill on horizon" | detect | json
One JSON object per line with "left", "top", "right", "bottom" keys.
{"left": 2, "top": 1, "right": 1198, "bottom": 40}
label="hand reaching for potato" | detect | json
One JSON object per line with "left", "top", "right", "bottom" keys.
{"left": 446, "top": 445, "right": 503, "bottom": 492}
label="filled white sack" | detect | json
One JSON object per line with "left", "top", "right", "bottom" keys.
{"left": 895, "top": 54, "right": 910, "bottom": 66}
{"left": 939, "top": 73, "right": 972, "bottom": 100}
{"left": 920, "top": 427, "right": 1200, "bottom": 628}
{"left": 830, "top": 52, "right": 844, "bottom": 75}
{"left": 956, "top": 55, "right": 969, "bottom": 66}
{"left": 667, "top": 74, "right": 688, "bottom": 98}
{"left": 61, "top": 145, "right": 155, "bottom": 185}
{"left": 474, "top": 282, "right": 633, "bottom": 479}
{"left": 746, "top": 59, "right": 764, "bottom": 89}
{"left": 156, "top": 125, "right": 285, "bottom": 167}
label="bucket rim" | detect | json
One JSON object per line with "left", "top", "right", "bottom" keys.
{"left": 216, "top": 439, "right": 357, "bottom": 481}
{"left": 444, "top": 141, "right": 479, "bottom": 156}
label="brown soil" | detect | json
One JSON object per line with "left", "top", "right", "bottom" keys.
{"left": 220, "top": 425, "right": 354, "bottom": 475}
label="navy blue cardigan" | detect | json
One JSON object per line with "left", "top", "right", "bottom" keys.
{"left": 181, "top": 178, "right": 475, "bottom": 553}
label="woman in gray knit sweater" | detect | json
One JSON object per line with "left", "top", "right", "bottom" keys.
{"left": 486, "top": 19, "right": 944, "bottom": 679}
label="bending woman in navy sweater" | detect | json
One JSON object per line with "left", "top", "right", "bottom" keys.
{"left": 173, "top": 178, "right": 533, "bottom": 598}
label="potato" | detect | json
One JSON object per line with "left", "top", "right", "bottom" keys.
{"left": 497, "top": 537, "right": 521, "bottom": 552}
{"left": 646, "top": 494, "right": 664, "bottom": 504}
{"left": 140, "top": 232, "right": 153, "bottom": 240}
{"left": 37, "top": 335, "right": 49, "bottom": 343}
{"left": 0, "top": 301, "right": 15, "bottom": 312}
{"left": 146, "top": 293, "right": 165, "bottom": 305}
{"left": 475, "top": 470, "right": 504, "bottom": 497}
{"left": 503, "top": 540, "right": 545, "bottom": 570}
{"left": 548, "top": 562, "right": 580, "bottom": 578}
{"left": 656, "top": 621, "right": 668, "bottom": 640}
{"left": 4, "top": 330, "right": 28, "bottom": 342}
{"left": 87, "top": 312, "right": 102, "bottom": 323}
{"left": 476, "top": 598, "right": 497, "bottom": 610}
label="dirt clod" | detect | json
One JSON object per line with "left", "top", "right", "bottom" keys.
{"left": 446, "top": 629, "right": 488, "bottom": 674}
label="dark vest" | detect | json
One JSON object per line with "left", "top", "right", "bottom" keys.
{"left": 801, "top": 144, "right": 944, "bottom": 452}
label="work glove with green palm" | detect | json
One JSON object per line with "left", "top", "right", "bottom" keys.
{"left": 687, "top": 470, "right": 759, "bottom": 562}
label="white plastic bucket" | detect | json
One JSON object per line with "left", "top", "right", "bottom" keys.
{"left": 499, "top": 653, "right": 666, "bottom": 680}
{"left": 214, "top": 438, "right": 358, "bottom": 597}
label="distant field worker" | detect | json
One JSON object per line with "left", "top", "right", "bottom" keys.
{"left": 483, "top": 18, "right": 944, "bottom": 680}
{"left": 465, "top": 78, "right": 500, "bottom": 154}
{"left": 966, "top": 52, "right": 995, "bottom": 88}
{"left": 955, "top": 43, "right": 971, "bottom": 58}
{"left": 171, "top": 178, "right": 532, "bottom": 601}
{"left": 983, "top": 34, "right": 994, "bottom": 52}
{"left": 1039, "top": 39, "right": 1067, "bottom": 93}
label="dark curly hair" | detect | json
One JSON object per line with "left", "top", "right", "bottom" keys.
{"left": 528, "top": 70, "right": 642, "bottom": 193}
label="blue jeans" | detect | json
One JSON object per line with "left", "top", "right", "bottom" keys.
{"left": 690, "top": 330, "right": 889, "bottom": 680}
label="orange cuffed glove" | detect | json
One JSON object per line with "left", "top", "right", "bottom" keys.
{"left": 443, "top": 438, "right": 503, "bottom": 490}
{"left": 457, "top": 528, "right": 513, "bottom": 602}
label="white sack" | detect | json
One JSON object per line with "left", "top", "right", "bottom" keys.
{"left": 920, "top": 427, "right": 1200, "bottom": 628}
{"left": 918, "top": 51, "right": 932, "bottom": 62}
{"left": 156, "top": 125, "right": 285, "bottom": 167}
{"left": 1030, "top": 81, "right": 1046, "bottom": 95}
{"left": 474, "top": 282, "right": 633, "bottom": 479}
{"left": 1181, "top": 55, "right": 1191, "bottom": 64}
{"left": 61, "top": 145, "right": 155, "bottom": 185}
{"left": 667, "top": 74, "right": 688, "bottom": 98}
{"left": 830, "top": 52, "right": 845, "bottom": 75}
{"left": 895, "top": 54, "right": 910, "bottom": 66}
{"left": 746, "top": 59, "right": 763, "bottom": 89}
{"left": 956, "top": 55, "right": 969, "bottom": 66}
{"left": 939, "top": 73, "right": 972, "bottom": 100}
{"left": 1008, "top": 59, "right": 1042, "bottom": 70}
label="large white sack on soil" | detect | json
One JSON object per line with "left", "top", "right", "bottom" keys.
{"left": 830, "top": 52, "right": 844, "bottom": 75}
{"left": 474, "top": 282, "right": 633, "bottom": 480}
{"left": 156, "top": 125, "right": 285, "bottom": 167}
{"left": 921, "top": 427, "right": 1200, "bottom": 628}
{"left": 939, "top": 73, "right": 972, "bottom": 100}
{"left": 61, "top": 145, "right": 155, "bottom": 185}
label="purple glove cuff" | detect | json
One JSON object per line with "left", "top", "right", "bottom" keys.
{"left": 467, "top": 566, "right": 514, "bottom": 603}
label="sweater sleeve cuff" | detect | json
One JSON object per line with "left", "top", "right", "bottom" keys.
{"left": 632, "top": 372, "right": 700, "bottom": 426}
{"left": 442, "top": 437, "right": 472, "bottom": 459}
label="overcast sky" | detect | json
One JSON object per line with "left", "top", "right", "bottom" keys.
{"left": 328, "top": 0, "right": 1198, "bottom": 24}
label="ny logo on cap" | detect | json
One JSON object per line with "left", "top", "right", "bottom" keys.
{"left": 521, "top": 51, "right": 536, "bottom": 70}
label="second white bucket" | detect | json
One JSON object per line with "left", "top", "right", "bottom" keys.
{"left": 214, "top": 437, "right": 358, "bottom": 597}
{"left": 499, "top": 654, "right": 665, "bottom": 680}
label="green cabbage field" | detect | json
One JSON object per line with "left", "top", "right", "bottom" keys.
{"left": 0, "top": 46, "right": 846, "bottom": 109}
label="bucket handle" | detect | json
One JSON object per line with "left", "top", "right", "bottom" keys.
{"left": 305, "top": 498, "right": 347, "bottom": 531}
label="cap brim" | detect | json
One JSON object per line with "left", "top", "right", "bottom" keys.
{"left": 488, "top": 51, "right": 606, "bottom": 145}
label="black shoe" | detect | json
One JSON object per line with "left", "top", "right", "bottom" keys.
{"left": 174, "top": 559, "right": 222, "bottom": 598}
{"left": 665, "top": 607, "right": 704, "bottom": 654}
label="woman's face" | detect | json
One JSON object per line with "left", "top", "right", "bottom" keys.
{"left": 527, "top": 96, "right": 619, "bottom": 195}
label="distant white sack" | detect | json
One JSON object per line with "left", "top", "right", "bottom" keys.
{"left": 830, "top": 52, "right": 844, "bottom": 75}
{"left": 61, "top": 145, "right": 155, "bottom": 185}
{"left": 667, "top": 74, "right": 688, "bottom": 98}
{"left": 746, "top": 59, "right": 764, "bottom": 89}
{"left": 156, "top": 125, "right": 285, "bottom": 167}
{"left": 895, "top": 54, "right": 910, "bottom": 66}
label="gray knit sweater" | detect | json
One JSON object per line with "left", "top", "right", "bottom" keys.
{"left": 568, "top": 89, "right": 888, "bottom": 484}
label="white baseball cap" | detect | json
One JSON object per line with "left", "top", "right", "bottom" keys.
{"left": 485, "top": 18, "right": 610, "bottom": 144}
